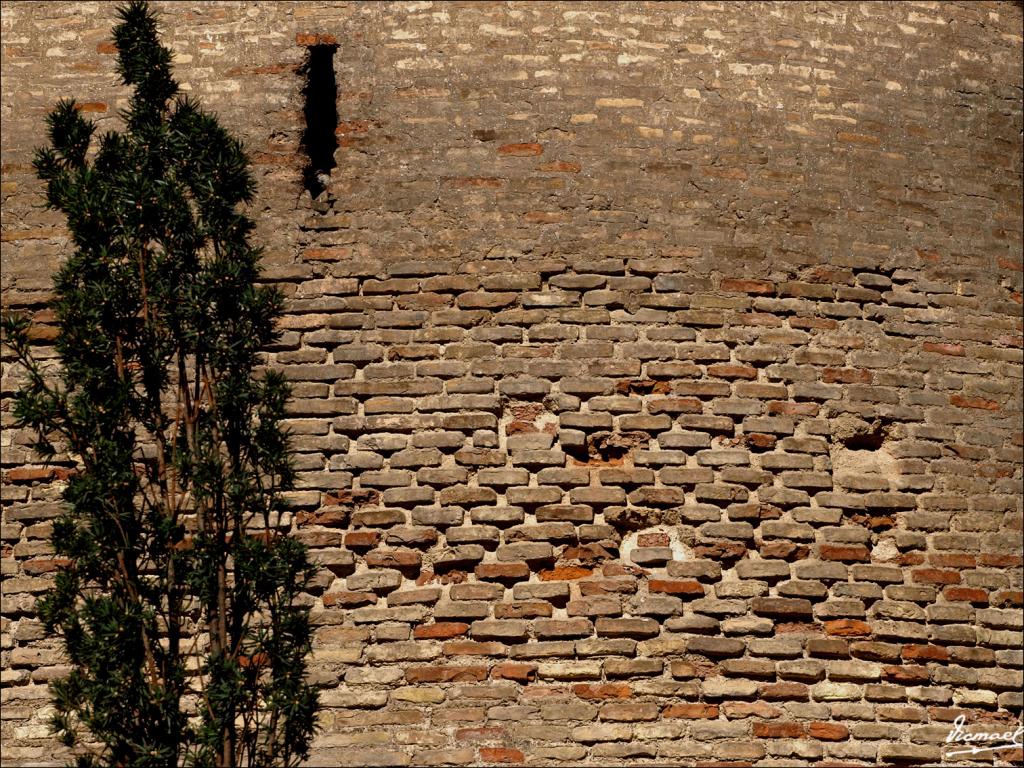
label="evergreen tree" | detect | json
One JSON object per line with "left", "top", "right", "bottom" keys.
{"left": 1, "top": 3, "right": 318, "bottom": 766}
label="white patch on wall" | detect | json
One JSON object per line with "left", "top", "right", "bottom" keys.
{"left": 619, "top": 527, "right": 691, "bottom": 566}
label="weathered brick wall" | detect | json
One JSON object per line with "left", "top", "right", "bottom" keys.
{"left": 2, "top": 2, "right": 1023, "bottom": 765}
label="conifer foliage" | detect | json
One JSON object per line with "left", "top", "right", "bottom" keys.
{"left": 2, "top": 3, "right": 318, "bottom": 766}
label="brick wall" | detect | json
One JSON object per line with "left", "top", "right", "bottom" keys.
{"left": 2, "top": 2, "right": 1022, "bottom": 765}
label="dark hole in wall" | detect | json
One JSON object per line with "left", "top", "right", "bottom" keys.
{"left": 841, "top": 420, "right": 890, "bottom": 451}
{"left": 300, "top": 44, "right": 338, "bottom": 199}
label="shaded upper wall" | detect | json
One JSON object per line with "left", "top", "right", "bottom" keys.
{"left": 2, "top": 1, "right": 1022, "bottom": 290}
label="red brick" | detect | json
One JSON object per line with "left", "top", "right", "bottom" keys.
{"left": 479, "top": 748, "right": 524, "bottom": 764}
{"left": 0, "top": 229, "right": 63, "bottom": 243}
{"left": 497, "top": 143, "right": 543, "bottom": 156}
{"left": 884, "top": 665, "right": 929, "bottom": 683}
{"left": 819, "top": 544, "right": 871, "bottom": 562}
{"left": 573, "top": 683, "right": 631, "bottom": 700}
{"left": 822, "top": 367, "right": 872, "bottom": 384}
{"left": 523, "top": 211, "right": 569, "bottom": 224}
{"left": 901, "top": 645, "right": 949, "bottom": 662}
{"left": 979, "top": 553, "right": 1023, "bottom": 568}
{"left": 295, "top": 33, "right": 337, "bottom": 45}
{"left": 760, "top": 682, "right": 809, "bottom": 701}
{"left": 721, "top": 278, "right": 774, "bottom": 294}
{"left": 928, "top": 553, "right": 975, "bottom": 568}
{"left": 539, "top": 566, "right": 593, "bottom": 581}
{"left": 707, "top": 364, "right": 758, "bottom": 380}
{"left": 301, "top": 246, "right": 351, "bottom": 261}
{"left": 442, "top": 641, "right": 505, "bottom": 656}
{"left": 520, "top": 686, "right": 569, "bottom": 702}
{"left": 537, "top": 160, "right": 581, "bottom": 173}
{"left": 649, "top": 579, "right": 705, "bottom": 596}
{"left": 5, "top": 466, "right": 75, "bottom": 482}
{"left": 238, "top": 652, "right": 270, "bottom": 669}
{"left": 808, "top": 722, "right": 849, "bottom": 740}
{"left": 950, "top": 394, "right": 999, "bottom": 411}
{"left": 923, "top": 342, "right": 964, "bottom": 356}
{"left": 745, "top": 433, "right": 778, "bottom": 450}
{"left": 824, "top": 620, "right": 873, "bottom": 637}
{"left": 560, "top": 543, "right": 613, "bottom": 563}
{"left": 366, "top": 550, "right": 422, "bottom": 569}
{"left": 789, "top": 316, "right": 838, "bottom": 330}
{"left": 414, "top": 622, "right": 470, "bottom": 640}
{"left": 335, "top": 120, "right": 370, "bottom": 135}
{"left": 5, "top": 467, "right": 47, "bottom": 482}
{"left": 898, "top": 552, "right": 926, "bottom": 566}
{"left": 344, "top": 530, "right": 381, "bottom": 548}
{"left": 912, "top": 568, "right": 960, "bottom": 585}
{"left": 490, "top": 663, "right": 537, "bottom": 682}
{"left": 753, "top": 722, "right": 805, "bottom": 738}
{"left": 837, "top": 131, "right": 881, "bottom": 145}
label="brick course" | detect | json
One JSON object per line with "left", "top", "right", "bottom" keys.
{"left": 1, "top": 1, "right": 1023, "bottom": 766}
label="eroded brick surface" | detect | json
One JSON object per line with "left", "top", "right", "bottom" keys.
{"left": 1, "top": 1, "right": 1022, "bottom": 765}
